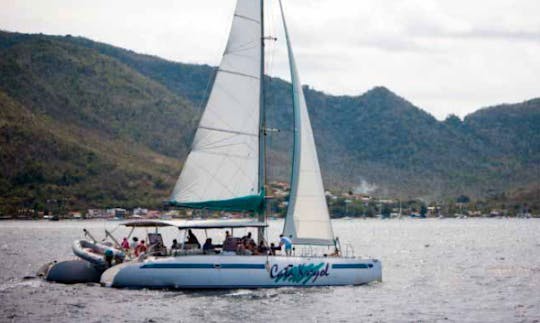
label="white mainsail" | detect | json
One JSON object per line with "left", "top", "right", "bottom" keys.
{"left": 170, "top": 0, "right": 263, "bottom": 211}
{"left": 279, "top": 0, "right": 335, "bottom": 245}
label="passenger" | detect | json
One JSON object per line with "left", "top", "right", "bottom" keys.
{"left": 171, "top": 239, "right": 180, "bottom": 250}
{"left": 279, "top": 234, "right": 293, "bottom": 256}
{"left": 222, "top": 235, "right": 238, "bottom": 254}
{"left": 269, "top": 242, "right": 280, "bottom": 256}
{"left": 152, "top": 241, "right": 167, "bottom": 256}
{"left": 241, "top": 232, "right": 252, "bottom": 242}
{"left": 121, "top": 237, "right": 130, "bottom": 251}
{"left": 169, "top": 239, "right": 180, "bottom": 256}
{"left": 130, "top": 237, "right": 139, "bottom": 250}
{"left": 328, "top": 248, "right": 340, "bottom": 257}
{"left": 114, "top": 253, "right": 124, "bottom": 264}
{"left": 186, "top": 229, "right": 201, "bottom": 248}
{"left": 257, "top": 240, "right": 269, "bottom": 254}
{"left": 237, "top": 242, "right": 252, "bottom": 256}
{"left": 135, "top": 240, "right": 147, "bottom": 257}
{"left": 203, "top": 238, "right": 221, "bottom": 254}
{"left": 247, "top": 239, "right": 258, "bottom": 254}
{"left": 245, "top": 232, "right": 256, "bottom": 247}
{"left": 104, "top": 249, "right": 114, "bottom": 267}
{"left": 128, "top": 236, "right": 139, "bottom": 257}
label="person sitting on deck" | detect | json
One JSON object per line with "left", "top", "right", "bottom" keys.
{"left": 185, "top": 229, "right": 201, "bottom": 249}
{"left": 237, "top": 241, "right": 252, "bottom": 256}
{"left": 222, "top": 235, "right": 239, "bottom": 254}
{"left": 269, "top": 242, "right": 280, "bottom": 256}
{"left": 328, "top": 247, "right": 340, "bottom": 257}
{"left": 152, "top": 241, "right": 167, "bottom": 256}
{"left": 247, "top": 239, "right": 258, "bottom": 255}
{"left": 242, "top": 232, "right": 254, "bottom": 244}
{"left": 171, "top": 239, "right": 180, "bottom": 250}
{"left": 203, "top": 238, "right": 222, "bottom": 254}
{"left": 257, "top": 240, "right": 269, "bottom": 254}
{"left": 169, "top": 239, "right": 180, "bottom": 256}
{"left": 135, "top": 240, "right": 147, "bottom": 257}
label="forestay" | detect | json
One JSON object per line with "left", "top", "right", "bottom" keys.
{"left": 170, "top": 0, "right": 263, "bottom": 211}
{"left": 279, "top": 1, "right": 335, "bottom": 245}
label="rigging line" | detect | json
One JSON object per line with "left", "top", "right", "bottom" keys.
{"left": 226, "top": 51, "right": 260, "bottom": 61}
{"left": 193, "top": 145, "right": 257, "bottom": 159}
{"left": 225, "top": 40, "right": 259, "bottom": 53}
{"left": 199, "top": 125, "right": 258, "bottom": 137}
{"left": 202, "top": 155, "right": 255, "bottom": 200}
{"left": 218, "top": 68, "right": 259, "bottom": 80}
{"left": 197, "top": 82, "right": 258, "bottom": 137}
{"left": 195, "top": 140, "right": 256, "bottom": 154}
{"left": 225, "top": 47, "right": 259, "bottom": 57}
{"left": 184, "top": 154, "right": 235, "bottom": 201}
{"left": 194, "top": 131, "right": 255, "bottom": 151}
{"left": 234, "top": 14, "right": 260, "bottom": 24}
{"left": 194, "top": 147, "right": 256, "bottom": 159}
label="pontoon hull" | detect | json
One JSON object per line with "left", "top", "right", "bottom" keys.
{"left": 101, "top": 255, "right": 382, "bottom": 289}
{"left": 45, "top": 260, "right": 104, "bottom": 284}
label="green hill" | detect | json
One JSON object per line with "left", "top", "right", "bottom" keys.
{"left": 0, "top": 31, "right": 538, "bottom": 212}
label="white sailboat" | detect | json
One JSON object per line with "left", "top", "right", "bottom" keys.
{"left": 100, "top": 0, "right": 382, "bottom": 288}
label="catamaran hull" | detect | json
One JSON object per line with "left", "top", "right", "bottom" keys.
{"left": 101, "top": 255, "right": 382, "bottom": 289}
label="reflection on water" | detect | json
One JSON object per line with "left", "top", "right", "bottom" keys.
{"left": 1, "top": 218, "right": 539, "bottom": 322}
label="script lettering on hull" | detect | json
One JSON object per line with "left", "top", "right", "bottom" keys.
{"left": 269, "top": 263, "right": 330, "bottom": 284}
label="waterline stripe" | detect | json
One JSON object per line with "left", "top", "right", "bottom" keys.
{"left": 141, "top": 263, "right": 265, "bottom": 269}
{"left": 332, "top": 263, "right": 373, "bottom": 269}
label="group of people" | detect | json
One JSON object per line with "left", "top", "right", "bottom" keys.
{"left": 120, "top": 236, "right": 147, "bottom": 257}
{"left": 118, "top": 231, "right": 295, "bottom": 257}
{"left": 220, "top": 231, "right": 293, "bottom": 256}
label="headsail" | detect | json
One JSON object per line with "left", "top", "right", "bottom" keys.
{"left": 279, "top": 0, "right": 335, "bottom": 245}
{"left": 170, "top": 0, "right": 263, "bottom": 212}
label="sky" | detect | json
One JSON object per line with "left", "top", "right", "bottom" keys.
{"left": 1, "top": 0, "right": 539, "bottom": 119}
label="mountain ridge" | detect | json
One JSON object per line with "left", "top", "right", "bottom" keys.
{"left": 0, "top": 30, "right": 538, "bottom": 212}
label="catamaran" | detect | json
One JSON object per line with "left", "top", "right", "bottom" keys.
{"left": 43, "top": 0, "right": 382, "bottom": 288}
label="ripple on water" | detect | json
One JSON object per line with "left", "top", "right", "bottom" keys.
{"left": 0, "top": 219, "right": 539, "bottom": 322}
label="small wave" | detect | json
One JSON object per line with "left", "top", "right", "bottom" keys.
{"left": 0, "top": 279, "right": 42, "bottom": 292}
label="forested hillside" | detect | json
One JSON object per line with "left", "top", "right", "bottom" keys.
{"left": 0, "top": 31, "right": 538, "bottom": 212}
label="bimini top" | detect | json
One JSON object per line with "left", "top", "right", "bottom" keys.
{"left": 121, "top": 219, "right": 267, "bottom": 229}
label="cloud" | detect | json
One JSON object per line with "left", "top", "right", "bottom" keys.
{"left": 447, "top": 29, "right": 540, "bottom": 42}
{"left": 0, "top": 0, "right": 539, "bottom": 119}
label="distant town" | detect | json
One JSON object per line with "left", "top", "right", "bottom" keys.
{"left": 2, "top": 181, "right": 536, "bottom": 220}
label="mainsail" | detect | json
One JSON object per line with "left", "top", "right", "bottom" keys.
{"left": 280, "top": 0, "right": 335, "bottom": 245}
{"left": 170, "top": 0, "right": 263, "bottom": 211}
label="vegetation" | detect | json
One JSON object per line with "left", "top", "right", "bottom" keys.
{"left": 0, "top": 31, "right": 538, "bottom": 214}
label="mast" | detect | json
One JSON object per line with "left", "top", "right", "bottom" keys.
{"left": 257, "top": 0, "right": 266, "bottom": 243}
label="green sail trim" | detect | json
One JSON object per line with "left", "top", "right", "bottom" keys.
{"left": 169, "top": 189, "right": 265, "bottom": 212}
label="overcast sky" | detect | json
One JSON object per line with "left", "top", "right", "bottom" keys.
{"left": 1, "top": 0, "right": 539, "bottom": 119}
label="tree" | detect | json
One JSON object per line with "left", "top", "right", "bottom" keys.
{"left": 456, "top": 195, "right": 470, "bottom": 204}
{"left": 420, "top": 205, "right": 427, "bottom": 217}
{"left": 381, "top": 205, "right": 392, "bottom": 218}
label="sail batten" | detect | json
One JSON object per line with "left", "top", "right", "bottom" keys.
{"left": 170, "top": 0, "right": 263, "bottom": 212}
{"left": 279, "top": 0, "right": 335, "bottom": 246}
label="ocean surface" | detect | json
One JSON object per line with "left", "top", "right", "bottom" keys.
{"left": 0, "top": 218, "right": 539, "bottom": 322}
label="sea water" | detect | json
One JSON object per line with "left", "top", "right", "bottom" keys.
{"left": 0, "top": 218, "right": 539, "bottom": 322}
